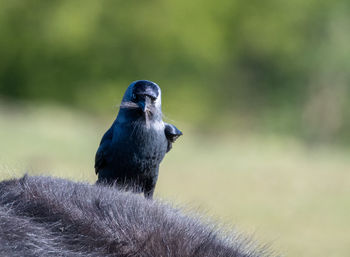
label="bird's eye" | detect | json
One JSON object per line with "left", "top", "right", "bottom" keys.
{"left": 132, "top": 93, "right": 137, "bottom": 100}
{"left": 150, "top": 96, "right": 156, "bottom": 103}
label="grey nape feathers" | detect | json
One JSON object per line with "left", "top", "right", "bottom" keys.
{"left": 0, "top": 176, "right": 274, "bottom": 257}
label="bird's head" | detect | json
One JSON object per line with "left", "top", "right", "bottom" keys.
{"left": 118, "top": 80, "right": 162, "bottom": 122}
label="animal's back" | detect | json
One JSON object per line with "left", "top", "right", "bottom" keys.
{"left": 0, "top": 175, "right": 274, "bottom": 257}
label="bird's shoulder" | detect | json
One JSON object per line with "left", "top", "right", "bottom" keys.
{"left": 164, "top": 123, "right": 182, "bottom": 152}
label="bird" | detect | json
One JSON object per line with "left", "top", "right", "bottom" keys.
{"left": 95, "top": 80, "right": 182, "bottom": 198}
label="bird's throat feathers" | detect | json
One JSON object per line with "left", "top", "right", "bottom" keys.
{"left": 117, "top": 106, "right": 161, "bottom": 122}
{"left": 116, "top": 109, "right": 165, "bottom": 132}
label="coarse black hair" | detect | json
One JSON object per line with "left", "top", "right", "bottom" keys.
{"left": 0, "top": 175, "right": 275, "bottom": 257}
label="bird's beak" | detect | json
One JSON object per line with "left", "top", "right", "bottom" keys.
{"left": 138, "top": 96, "right": 150, "bottom": 113}
{"left": 139, "top": 101, "right": 147, "bottom": 113}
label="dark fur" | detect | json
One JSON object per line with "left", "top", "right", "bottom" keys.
{"left": 0, "top": 176, "right": 274, "bottom": 257}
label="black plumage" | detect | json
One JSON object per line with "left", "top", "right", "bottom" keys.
{"left": 95, "top": 80, "right": 182, "bottom": 198}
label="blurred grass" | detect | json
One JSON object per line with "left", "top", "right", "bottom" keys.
{"left": 0, "top": 102, "right": 349, "bottom": 257}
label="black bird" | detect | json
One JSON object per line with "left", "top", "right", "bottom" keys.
{"left": 95, "top": 80, "right": 182, "bottom": 198}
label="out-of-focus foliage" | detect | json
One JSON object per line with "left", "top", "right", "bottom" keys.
{"left": 0, "top": 0, "right": 349, "bottom": 143}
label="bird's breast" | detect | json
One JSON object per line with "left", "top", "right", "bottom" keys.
{"left": 111, "top": 122, "right": 167, "bottom": 174}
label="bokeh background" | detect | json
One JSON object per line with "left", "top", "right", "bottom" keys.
{"left": 1, "top": 1, "right": 349, "bottom": 256}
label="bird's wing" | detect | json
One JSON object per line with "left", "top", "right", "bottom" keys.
{"left": 94, "top": 126, "right": 114, "bottom": 174}
{"left": 164, "top": 123, "right": 182, "bottom": 153}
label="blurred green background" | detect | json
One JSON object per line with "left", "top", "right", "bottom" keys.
{"left": 0, "top": 1, "right": 349, "bottom": 256}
